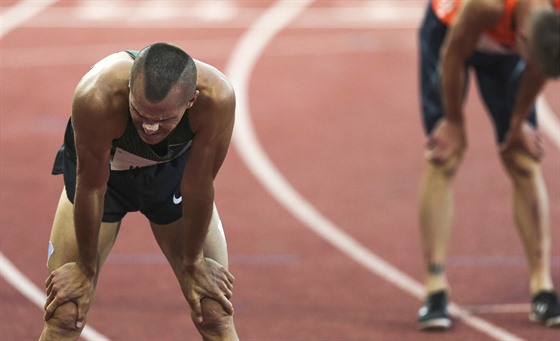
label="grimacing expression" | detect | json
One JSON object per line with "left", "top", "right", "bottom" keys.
{"left": 128, "top": 76, "right": 190, "bottom": 145}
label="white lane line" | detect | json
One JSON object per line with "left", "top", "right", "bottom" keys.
{"left": 0, "top": 31, "right": 415, "bottom": 69}
{"left": 463, "top": 304, "right": 531, "bottom": 314}
{"left": 225, "top": 1, "right": 525, "bottom": 340}
{"left": 0, "top": 1, "right": 110, "bottom": 340}
{"left": 0, "top": 0, "right": 59, "bottom": 37}
{"left": 11, "top": 2, "right": 425, "bottom": 29}
{"left": 0, "top": 253, "right": 109, "bottom": 341}
{"left": 0, "top": 252, "right": 49, "bottom": 308}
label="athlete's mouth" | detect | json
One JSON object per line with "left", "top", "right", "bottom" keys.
{"left": 142, "top": 122, "right": 159, "bottom": 134}
{"left": 137, "top": 127, "right": 162, "bottom": 143}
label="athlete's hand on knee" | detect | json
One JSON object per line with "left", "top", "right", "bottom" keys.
{"left": 44, "top": 262, "right": 94, "bottom": 329}
{"left": 183, "top": 257, "right": 235, "bottom": 324}
{"left": 425, "top": 119, "right": 466, "bottom": 164}
{"left": 501, "top": 122, "right": 543, "bottom": 161}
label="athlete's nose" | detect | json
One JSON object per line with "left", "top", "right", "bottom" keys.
{"left": 142, "top": 122, "right": 159, "bottom": 134}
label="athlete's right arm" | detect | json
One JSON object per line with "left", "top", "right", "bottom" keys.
{"left": 44, "top": 54, "right": 131, "bottom": 327}
{"left": 71, "top": 95, "right": 112, "bottom": 277}
{"left": 71, "top": 55, "right": 130, "bottom": 277}
{"left": 439, "top": 0, "right": 504, "bottom": 123}
{"left": 426, "top": 0, "right": 504, "bottom": 163}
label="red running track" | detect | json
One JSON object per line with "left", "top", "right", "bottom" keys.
{"left": 1, "top": 1, "right": 559, "bottom": 340}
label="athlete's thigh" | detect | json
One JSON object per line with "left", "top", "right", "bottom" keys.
{"left": 202, "top": 204, "right": 229, "bottom": 268}
{"left": 150, "top": 203, "right": 229, "bottom": 273}
{"left": 48, "top": 187, "right": 121, "bottom": 272}
{"left": 419, "top": 3, "right": 448, "bottom": 135}
{"left": 472, "top": 54, "right": 537, "bottom": 143}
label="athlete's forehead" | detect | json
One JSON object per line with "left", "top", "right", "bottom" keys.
{"left": 129, "top": 80, "right": 186, "bottom": 121}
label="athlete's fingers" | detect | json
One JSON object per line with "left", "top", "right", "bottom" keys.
{"left": 44, "top": 308, "right": 52, "bottom": 322}
{"left": 225, "top": 270, "right": 235, "bottom": 285}
{"left": 190, "top": 297, "right": 203, "bottom": 324}
{"left": 426, "top": 145, "right": 446, "bottom": 164}
{"left": 45, "top": 274, "right": 53, "bottom": 289}
{"left": 217, "top": 295, "right": 234, "bottom": 316}
{"left": 220, "top": 271, "right": 234, "bottom": 290}
{"left": 75, "top": 302, "right": 86, "bottom": 329}
{"left": 44, "top": 296, "right": 61, "bottom": 321}
{"left": 224, "top": 279, "right": 233, "bottom": 292}
{"left": 535, "top": 133, "right": 544, "bottom": 159}
{"left": 425, "top": 136, "right": 442, "bottom": 162}
{"left": 220, "top": 282, "right": 233, "bottom": 299}
{"left": 45, "top": 278, "right": 54, "bottom": 298}
{"left": 44, "top": 289, "right": 55, "bottom": 311}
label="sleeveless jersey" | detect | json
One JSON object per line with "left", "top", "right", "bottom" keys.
{"left": 110, "top": 50, "right": 195, "bottom": 170}
{"left": 432, "top": 0, "right": 560, "bottom": 54}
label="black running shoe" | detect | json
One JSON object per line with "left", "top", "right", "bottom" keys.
{"left": 530, "top": 291, "right": 560, "bottom": 327}
{"left": 417, "top": 290, "right": 452, "bottom": 330}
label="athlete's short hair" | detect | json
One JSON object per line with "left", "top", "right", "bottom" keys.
{"left": 530, "top": 9, "right": 560, "bottom": 78}
{"left": 130, "top": 42, "right": 197, "bottom": 102}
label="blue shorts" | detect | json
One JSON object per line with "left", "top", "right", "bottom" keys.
{"left": 52, "top": 119, "right": 189, "bottom": 224}
{"left": 418, "top": 4, "right": 537, "bottom": 143}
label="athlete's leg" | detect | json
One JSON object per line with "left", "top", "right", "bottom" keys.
{"left": 39, "top": 188, "right": 121, "bottom": 341}
{"left": 473, "top": 52, "right": 554, "bottom": 295}
{"left": 500, "top": 140, "right": 554, "bottom": 294}
{"left": 419, "top": 151, "right": 464, "bottom": 293}
{"left": 150, "top": 203, "right": 238, "bottom": 341}
{"left": 417, "top": 3, "right": 468, "bottom": 295}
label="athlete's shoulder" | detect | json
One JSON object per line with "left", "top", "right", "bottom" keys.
{"left": 460, "top": 0, "right": 506, "bottom": 21}
{"left": 76, "top": 51, "right": 132, "bottom": 94}
{"left": 194, "top": 60, "right": 235, "bottom": 103}
{"left": 188, "top": 60, "right": 234, "bottom": 135}
{"left": 72, "top": 52, "right": 131, "bottom": 138}
{"left": 433, "top": 0, "right": 506, "bottom": 25}
{"left": 73, "top": 52, "right": 132, "bottom": 110}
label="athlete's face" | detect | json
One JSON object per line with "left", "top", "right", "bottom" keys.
{"left": 129, "top": 75, "right": 196, "bottom": 145}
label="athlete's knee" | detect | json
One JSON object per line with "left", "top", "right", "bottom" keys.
{"left": 500, "top": 149, "right": 537, "bottom": 179}
{"left": 428, "top": 151, "right": 464, "bottom": 178}
{"left": 43, "top": 301, "right": 83, "bottom": 336}
{"left": 195, "top": 298, "right": 236, "bottom": 340}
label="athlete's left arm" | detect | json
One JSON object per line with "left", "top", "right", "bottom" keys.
{"left": 179, "top": 62, "right": 236, "bottom": 322}
{"left": 502, "top": 2, "right": 550, "bottom": 158}
{"left": 505, "top": 59, "right": 546, "bottom": 152}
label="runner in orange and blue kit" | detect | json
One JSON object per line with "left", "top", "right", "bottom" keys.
{"left": 417, "top": 0, "right": 560, "bottom": 330}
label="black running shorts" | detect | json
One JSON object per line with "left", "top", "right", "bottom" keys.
{"left": 418, "top": 4, "right": 537, "bottom": 143}
{"left": 52, "top": 119, "right": 189, "bottom": 224}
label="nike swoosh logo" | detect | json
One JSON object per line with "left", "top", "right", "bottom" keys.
{"left": 173, "top": 194, "right": 182, "bottom": 205}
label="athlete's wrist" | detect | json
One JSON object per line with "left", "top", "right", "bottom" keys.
{"left": 75, "top": 260, "right": 96, "bottom": 278}
{"left": 181, "top": 252, "right": 204, "bottom": 272}
{"left": 444, "top": 112, "right": 464, "bottom": 124}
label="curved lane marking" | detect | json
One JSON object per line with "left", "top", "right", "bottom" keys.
{"left": 0, "top": 1, "right": 109, "bottom": 340}
{"left": 225, "top": 1, "right": 530, "bottom": 340}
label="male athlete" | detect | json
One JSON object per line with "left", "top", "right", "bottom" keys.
{"left": 417, "top": 0, "right": 560, "bottom": 330}
{"left": 39, "top": 42, "right": 239, "bottom": 340}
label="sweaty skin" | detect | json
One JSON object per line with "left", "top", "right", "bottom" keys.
{"left": 40, "top": 48, "right": 239, "bottom": 341}
{"left": 420, "top": 0, "right": 555, "bottom": 301}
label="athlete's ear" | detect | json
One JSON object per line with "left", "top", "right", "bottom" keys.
{"left": 187, "top": 90, "right": 199, "bottom": 109}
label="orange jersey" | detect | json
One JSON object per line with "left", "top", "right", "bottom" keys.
{"left": 432, "top": 0, "right": 560, "bottom": 53}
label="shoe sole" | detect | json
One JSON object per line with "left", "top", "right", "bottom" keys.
{"left": 530, "top": 313, "right": 560, "bottom": 327}
{"left": 418, "top": 318, "right": 452, "bottom": 331}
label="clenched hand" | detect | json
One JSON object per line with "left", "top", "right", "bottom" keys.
{"left": 501, "top": 122, "right": 544, "bottom": 161}
{"left": 183, "top": 257, "right": 235, "bottom": 324}
{"left": 44, "top": 262, "right": 94, "bottom": 329}
{"left": 425, "top": 119, "right": 466, "bottom": 164}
